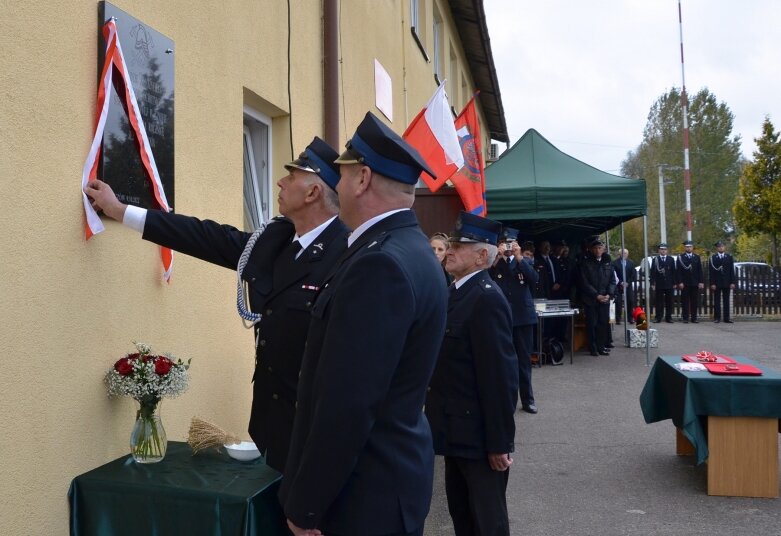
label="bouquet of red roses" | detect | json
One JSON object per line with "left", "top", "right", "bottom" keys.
{"left": 105, "top": 342, "right": 191, "bottom": 463}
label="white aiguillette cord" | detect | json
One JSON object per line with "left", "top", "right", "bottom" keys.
{"left": 236, "top": 224, "right": 267, "bottom": 329}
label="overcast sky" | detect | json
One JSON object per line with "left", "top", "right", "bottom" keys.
{"left": 483, "top": 0, "right": 781, "bottom": 175}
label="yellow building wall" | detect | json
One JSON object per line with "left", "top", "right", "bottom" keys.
{"left": 0, "top": 1, "right": 495, "bottom": 533}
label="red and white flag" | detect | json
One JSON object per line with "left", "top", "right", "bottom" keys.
{"left": 451, "top": 95, "right": 486, "bottom": 216}
{"left": 403, "top": 82, "right": 464, "bottom": 192}
{"left": 81, "top": 19, "right": 173, "bottom": 282}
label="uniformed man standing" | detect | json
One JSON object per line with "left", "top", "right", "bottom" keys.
{"left": 676, "top": 240, "right": 704, "bottom": 323}
{"left": 650, "top": 243, "right": 677, "bottom": 323}
{"left": 611, "top": 249, "right": 636, "bottom": 324}
{"left": 84, "top": 137, "right": 349, "bottom": 473}
{"left": 577, "top": 238, "right": 616, "bottom": 356}
{"left": 490, "top": 227, "right": 539, "bottom": 414}
{"left": 427, "top": 212, "right": 519, "bottom": 536}
{"left": 280, "top": 112, "right": 447, "bottom": 536}
{"left": 709, "top": 240, "right": 736, "bottom": 323}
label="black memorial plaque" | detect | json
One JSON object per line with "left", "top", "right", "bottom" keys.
{"left": 98, "top": 2, "right": 175, "bottom": 211}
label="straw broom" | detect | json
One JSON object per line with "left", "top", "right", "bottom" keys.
{"left": 187, "top": 417, "right": 242, "bottom": 454}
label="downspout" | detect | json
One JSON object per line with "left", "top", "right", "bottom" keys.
{"left": 323, "top": 0, "right": 339, "bottom": 148}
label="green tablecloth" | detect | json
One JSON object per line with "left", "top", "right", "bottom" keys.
{"left": 68, "top": 441, "right": 287, "bottom": 536}
{"left": 639, "top": 356, "right": 781, "bottom": 465}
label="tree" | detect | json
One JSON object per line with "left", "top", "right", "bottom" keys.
{"left": 621, "top": 88, "right": 743, "bottom": 258}
{"left": 733, "top": 117, "right": 781, "bottom": 265}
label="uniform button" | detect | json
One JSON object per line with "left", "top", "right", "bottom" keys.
{"left": 465, "top": 410, "right": 471, "bottom": 415}
{"left": 426, "top": 386, "right": 431, "bottom": 392}
{"left": 306, "top": 301, "right": 312, "bottom": 308}
{"left": 259, "top": 339, "right": 266, "bottom": 347}
{"left": 445, "top": 328, "right": 450, "bottom": 334}
{"left": 265, "top": 309, "right": 273, "bottom": 316}
{"left": 272, "top": 393, "right": 279, "bottom": 400}
{"left": 251, "top": 277, "right": 256, "bottom": 282}
{"left": 267, "top": 366, "right": 273, "bottom": 372}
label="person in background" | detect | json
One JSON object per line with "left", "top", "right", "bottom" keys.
{"left": 427, "top": 212, "right": 518, "bottom": 536}
{"left": 84, "top": 137, "right": 348, "bottom": 474}
{"left": 280, "top": 112, "right": 446, "bottom": 536}
{"left": 709, "top": 240, "right": 736, "bottom": 323}
{"left": 677, "top": 240, "right": 704, "bottom": 324}
{"left": 577, "top": 238, "right": 616, "bottom": 356}
{"left": 489, "top": 227, "right": 539, "bottom": 414}
{"left": 430, "top": 232, "right": 454, "bottom": 285}
{"left": 612, "top": 248, "right": 636, "bottom": 324}
{"left": 650, "top": 243, "right": 676, "bottom": 323}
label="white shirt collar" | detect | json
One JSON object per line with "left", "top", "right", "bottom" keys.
{"left": 455, "top": 269, "right": 482, "bottom": 289}
{"left": 347, "top": 208, "right": 408, "bottom": 247}
{"left": 294, "top": 215, "right": 337, "bottom": 252}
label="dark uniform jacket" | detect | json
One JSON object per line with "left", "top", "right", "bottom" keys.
{"left": 425, "top": 270, "right": 519, "bottom": 459}
{"left": 489, "top": 256, "right": 539, "bottom": 327}
{"left": 279, "top": 210, "right": 447, "bottom": 535}
{"left": 709, "top": 253, "right": 736, "bottom": 287}
{"left": 533, "top": 253, "right": 558, "bottom": 299}
{"left": 578, "top": 252, "right": 616, "bottom": 305}
{"left": 143, "top": 211, "right": 349, "bottom": 472}
{"left": 676, "top": 252, "right": 703, "bottom": 286}
{"left": 650, "top": 255, "right": 676, "bottom": 289}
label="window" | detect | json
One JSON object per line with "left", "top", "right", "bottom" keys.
{"left": 432, "top": 5, "right": 443, "bottom": 83}
{"left": 449, "top": 45, "right": 458, "bottom": 106}
{"left": 242, "top": 107, "right": 272, "bottom": 231}
{"left": 410, "top": 0, "right": 429, "bottom": 61}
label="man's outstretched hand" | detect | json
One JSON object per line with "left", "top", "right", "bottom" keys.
{"left": 84, "top": 179, "right": 127, "bottom": 222}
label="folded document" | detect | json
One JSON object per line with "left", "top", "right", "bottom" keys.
{"left": 674, "top": 362, "right": 707, "bottom": 372}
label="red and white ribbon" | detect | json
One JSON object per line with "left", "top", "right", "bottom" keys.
{"left": 82, "top": 18, "right": 173, "bottom": 282}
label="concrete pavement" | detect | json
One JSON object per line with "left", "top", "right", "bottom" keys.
{"left": 424, "top": 319, "right": 781, "bottom": 535}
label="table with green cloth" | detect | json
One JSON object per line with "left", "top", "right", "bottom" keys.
{"left": 639, "top": 356, "right": 781, "bottom": 465}
{"left": 68, "top": 441, "right": 287, "bottom": 536}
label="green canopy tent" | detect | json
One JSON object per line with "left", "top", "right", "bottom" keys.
{"left": 485, "top": 129, "right": 646, "bottom": 244}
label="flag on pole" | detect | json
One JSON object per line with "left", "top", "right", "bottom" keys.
{"left": 402, "top": 82, "right": 464, "bottom": 192}
{"left": 451, "top": 95, "right": 486, "bottom": 216}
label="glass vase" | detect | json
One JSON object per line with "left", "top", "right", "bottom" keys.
{"left": 130, "top": 400, "right": 167, "bottom": 463}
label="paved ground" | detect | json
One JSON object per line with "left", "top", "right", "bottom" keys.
{"left": 424, "top": 319, "right": 781, "bottom": 536}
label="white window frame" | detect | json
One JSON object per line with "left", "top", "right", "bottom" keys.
{"left": 242, "top": 106, "right": 273, "bottom": 230}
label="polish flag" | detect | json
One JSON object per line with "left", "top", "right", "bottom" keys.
{"left": 403, "top": 82, "right": 464, "bottom": 192}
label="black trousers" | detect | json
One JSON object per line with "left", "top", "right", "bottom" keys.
{"left": 512, "top": 324, "right": 534, "bottom": 406}
{"left": 654, "top": 287, "right": 674, "bottom": 321}
{"left": 444, "top": 456, "right": 510, "bottom": 536}
{"left": 584, "top": 302, "right": 609, "bottom": 352}
{"left": 713, "top": 287, "right": 731, "bottom": 320}
{"left": 680, "top": 284, "right": 700, "bottom": 320}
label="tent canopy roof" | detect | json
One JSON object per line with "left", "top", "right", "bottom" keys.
{"left": 485, "top": 129, "right": 646, "bottom": 241}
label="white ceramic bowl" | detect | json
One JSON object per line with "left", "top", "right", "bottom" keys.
{"left": 224, "top": 441, "right": 261, "bottom": 461}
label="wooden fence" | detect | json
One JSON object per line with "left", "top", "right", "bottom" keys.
{"left": 630, "top": 265, "right": 781, "bottom": 318}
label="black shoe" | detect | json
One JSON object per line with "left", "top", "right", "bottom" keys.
{"left": 666, "top": 319, "right": 674, "bottom": 323}
{"left": 691, "top": 319, "right": 699, "bottom": 324}
{"left": 713, "top": 319, "right": 721, "bottom": 323}
{"left": 521, "top": 404, "right": 538, "bottom": 414}
{"left": 654, "top": 318, "right": 662, "bottom": 324}
{"left": 683, "top": 319, "right": 689, "bottom": 324}
{"left": 605, "top": 343, "right": 615, "bottom": 348}
{"left": 598, "top": 350, "right": 610, "bottom": 356}
{"left": 724, "top": 319, "right": 734, "bottom": 324}
{"left": 590, "top": 350, "right": 599, "bottom": 356}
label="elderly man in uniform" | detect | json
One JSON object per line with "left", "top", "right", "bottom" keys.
{"left": 84, "top": 137, "right": 348, "bottom": 473}
{"left": 490, "top": 227, "right": 539, "bottom": 414}
{"left": 280, "top": 112, "right": 447, "bottom": 536}
{"left": 650, "top": 243, "right": 677, "bottom": 323}
{"left": 709, "top": 240, "right": 736, "bottom": 323}
{"left": 677, "top": 239, "right": 704, "bottom": 323}
{"left": 426, "top": 212, "right": 519, "bottom": 536}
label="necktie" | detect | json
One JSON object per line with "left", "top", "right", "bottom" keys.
{"left": 286, "top": 239, "right": 302, "bottom": 261}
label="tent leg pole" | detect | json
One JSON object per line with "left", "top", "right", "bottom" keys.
{"left": 643, "top": 215, "right": 650, "bottom": 366}
{"left": 620, "top": 223, "right": 628, "bottom": 347}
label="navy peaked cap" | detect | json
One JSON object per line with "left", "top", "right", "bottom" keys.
{"left": 335, "top": 112, "right": 435, "bottom": 184}
{"left": 682, "top": 240, "right": 693, "bottom": 246}
{"left": 657, "top": 242, "right": 668, "bottom": 249}
{"left": 714, "top": 240, "right": 725, "bottom": 246}
{"left": 284, "top": 137, "right": 341, "bottom": 191}
{"left": 500, "top": 227, "right": 519, "bottom": 242}
{"left": 449, "top": 211, "right": 502, "bottom": 244}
